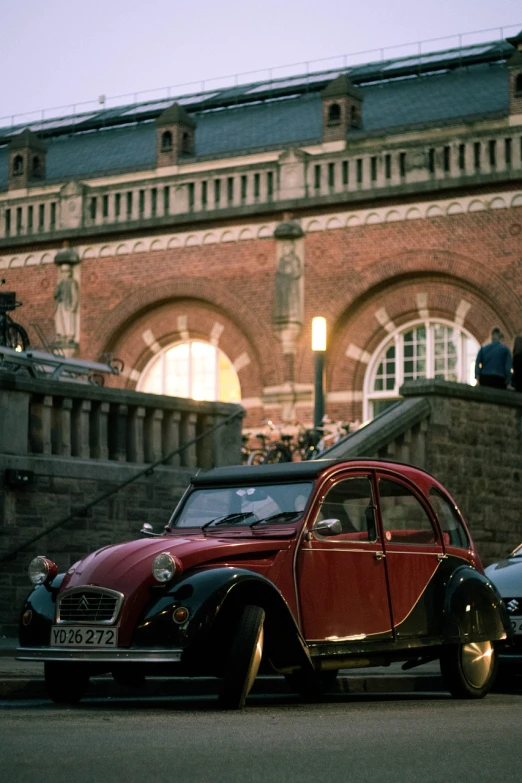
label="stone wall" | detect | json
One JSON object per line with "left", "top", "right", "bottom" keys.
{"left": 0, "top": 371, "right": 244, "bottom": 635}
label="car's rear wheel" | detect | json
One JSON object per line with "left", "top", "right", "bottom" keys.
{"left": 440, "top": 640, "right": 497, "bottom": 699}
{"left": 285, "top": 669, "right": 339, "bottom": 699}
{"left": 44, "top": 662, "right": 90, "bottom": 704}
{"left": 219, "top": 604, "right": 265, "bottom": 710}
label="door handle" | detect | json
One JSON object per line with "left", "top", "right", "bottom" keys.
{"left": 374, "top": 551, "right": 385, "bottom": 561}
{"left": 437, "top": 553, "right": 448, "bottom": 561}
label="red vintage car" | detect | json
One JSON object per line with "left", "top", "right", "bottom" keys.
{"left": 18, "top": 459, "right": 511, "bottom": 708}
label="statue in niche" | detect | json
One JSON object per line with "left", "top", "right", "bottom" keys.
{"left": 273, "top": 240, "right": 303, "bottom": 327}
{"left": 54, "top": 264, "right": 79, "bottom": 344}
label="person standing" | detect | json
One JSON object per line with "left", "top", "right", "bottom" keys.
{"left": 475, "top": 327, "right": 512, "bottom": 389}
{"left": 512, "top": 335, "right": 522, "bottom": 392}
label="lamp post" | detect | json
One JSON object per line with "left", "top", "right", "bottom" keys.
{"left": 311, "top": 316, "right": 327, "bottom": 433}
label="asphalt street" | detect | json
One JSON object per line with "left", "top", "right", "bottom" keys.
{"left": 1, "top": 692, "right": 521, "bottom": 783}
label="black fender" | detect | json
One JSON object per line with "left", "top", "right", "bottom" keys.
{"left": 442, "top": 564, "right": 511, "bottom": 643}
{"left": 18, "top": 573, "right": 67, "bottom": 647}
{"left": 133, "top": 567, "right": 312, "bottom": 675}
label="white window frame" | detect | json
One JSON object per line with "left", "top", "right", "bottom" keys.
{"left": 363, "top": 318, "right": 479, "bottom": 421}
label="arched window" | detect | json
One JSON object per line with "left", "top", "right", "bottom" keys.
{"left": 13, "top": 155, "right": 24, "bottom": 175}
{"left": 327, "top": 103, "right": 341, "bottom": 125}
{"left": 32, "top": 155, "right": 41, "bottom": 173}
{"left": 350, "top": 105, "right": 359, "bottom": 128}
{"left": 161, "top": 130, "right": 173, "bottom": 151}
{"left": 515, "top": 73, "right": 522, "bottom": 96}
{"left": 363, "top": 320, "right": 480, "bottom": 420}
{"left": 137, "top": 340, "right": 241, "bottom": 403}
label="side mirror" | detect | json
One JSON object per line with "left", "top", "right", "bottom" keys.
{"left": 311, "top": 518, "right": 343, "bottom": 538}
{"left": 140, "top": 523, "right": 161, "bottom": 537}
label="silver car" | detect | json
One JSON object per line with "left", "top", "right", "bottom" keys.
{"left": 485, "top": 544, "right": 522, "bottom": 682}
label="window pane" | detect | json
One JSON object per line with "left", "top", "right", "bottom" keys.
{"left": 138, "top": 340, "right": 240, "bottom": 403}
{"left": 379, "top": 478, "right": 437, "bottom": 545}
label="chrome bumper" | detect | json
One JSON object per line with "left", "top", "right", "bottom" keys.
{"left": 16, "top": 647, "right": 183, "bottom": 664}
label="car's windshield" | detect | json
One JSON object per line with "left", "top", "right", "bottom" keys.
{"left": 170, "top": 482, "right": 313, "bottom": 529}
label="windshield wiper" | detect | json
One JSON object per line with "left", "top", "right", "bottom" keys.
{"left": 202, "top": 512, "right": 258, "bottom": 530}
{"left": 250, "top": 511, "right": 302, "bottom": 528}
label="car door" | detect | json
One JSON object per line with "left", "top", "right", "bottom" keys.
{"left": 375, "top": 473, "right": 445, "bottom": 640}
{"left": 296, "top": 473, "right": 393, "bottom": 642}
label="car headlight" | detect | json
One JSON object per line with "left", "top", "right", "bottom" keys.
{"left": 28, "top": 556, "right": 58, "bottom": 585}
{"left": 152, "top": 552, "right": 180, "bottom": 583}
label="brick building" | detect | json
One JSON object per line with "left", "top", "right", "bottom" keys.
{"left": 1, "top": 31, "right": 522, "bottom": 432}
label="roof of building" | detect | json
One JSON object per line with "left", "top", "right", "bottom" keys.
{"left": 0, "top": 38, "right": 516, "bottom": 188}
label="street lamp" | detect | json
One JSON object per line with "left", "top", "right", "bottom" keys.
{"left": 311, "top": 316, "right": 327, "bottom": 432}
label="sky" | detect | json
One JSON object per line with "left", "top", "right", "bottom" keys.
{"left": 1, "top": 0, "right": 521, "bottom": 123}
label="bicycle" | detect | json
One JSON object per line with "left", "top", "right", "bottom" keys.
{"left": 245, "top": 421, "right": 294, "bottom": 465}
{"left": 0, "top": 290, "right": 30, "bottom": 352}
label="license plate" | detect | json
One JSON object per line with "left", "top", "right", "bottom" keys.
{"left": 51, "top": 626, "right": 118, "bottom": 647}
{"left": 511, "top": 617, "right": 522, "bottom": 636}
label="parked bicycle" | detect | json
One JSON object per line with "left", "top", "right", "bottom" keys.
{"left": 244, "top": 421, "right": 294, "bottom": 465}
{"left": 0, "top": 289, "right": 30, "bottom": 352}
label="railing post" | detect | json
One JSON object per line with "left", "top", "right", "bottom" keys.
{"left": 90, "top": 401, "right": 109, "bottom": 460}
{"left": 71, "top": 400, "right": 91, "bottom": 458}
{"left": 163, "top": 411, "right": 181, "bottom": 467}
{"left": 30, "top": 395, "right": 53, "bottom": 455}
{"left": 53, "top": 397, "right": 72, "bottom": 457}
{"left": 180, "top": 412, "right": 198, "bottom": 468}
{"left": 128, "top": 406, "right": 146, "bottom": 463}
{"left": 144, "top": 408, "right": 163, "bottom": 463}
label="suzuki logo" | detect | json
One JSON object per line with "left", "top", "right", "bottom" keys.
{"left": 507, "top": 599, "right": 520, "bottom": 613}
{"left": 78, "top": 595, "right": 91, "bottom": 613}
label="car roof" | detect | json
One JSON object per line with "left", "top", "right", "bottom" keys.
{"left": 190, "top": 458, "right": 437, "bottom": 487}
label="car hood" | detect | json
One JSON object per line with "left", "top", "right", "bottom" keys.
{"left": 60, "top": 532, "right": 294, "bottom": 594}
{"left": 485, "top": 557, "right": 522, "bottom": 594}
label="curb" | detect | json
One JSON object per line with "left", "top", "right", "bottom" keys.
{"left": 0, "top": 673, "right": 446, "bottom": 701}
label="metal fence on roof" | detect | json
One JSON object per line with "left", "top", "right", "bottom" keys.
{"left": 0, "top": 23, "right": 520, "bottom": 139}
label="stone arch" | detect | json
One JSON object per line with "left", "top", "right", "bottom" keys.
{"left": 490, "top": 196, "right": 507, "bottom": 210}
{"left": 324, "top": 269, "right": 513, "bottom": 424}
{"left": 468, "top": 199, "right": 486, "bottom": 212}
{"left": 85, "top": 277, "right": 281, "bottom": 389}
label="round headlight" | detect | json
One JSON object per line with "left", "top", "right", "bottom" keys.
{"left": 28, "top": 556, "right": 58, "bottom": 585}
{"left": 152, "top": 552, "right": 178, "bottom": 583}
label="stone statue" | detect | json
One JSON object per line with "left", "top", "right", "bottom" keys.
{"left": 273, "top": 241, "right": 303, "bottom": 326}
{"left": 54, "top": 264, "right": 79, "bottom": 343}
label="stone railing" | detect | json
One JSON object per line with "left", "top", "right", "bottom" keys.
{"left": 0, "top": 370, "right": 244, "bottom": 469}
{"left": 1, "top": 128, "right": 521, "bottom": 241}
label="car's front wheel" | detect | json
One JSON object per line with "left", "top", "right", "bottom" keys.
{"left": 440, "top": 640, "right": 497, "bottom": 699}
{"left": 219, "top": 604, "right": 265, "bottom": 710}
{"left": 44, "top": 662, "right": 90, "bottom": 704}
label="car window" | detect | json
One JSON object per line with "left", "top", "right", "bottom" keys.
{"left": 378, "top": 478, "right": 438, "bottom": 545}
{"left": 172, "top": 482, "right": 313, "bottom": 528}
{"left": 318, "top": 477, "right": 378, "bottom": 542}
{"left": 429, "top": 488, "right": 469, "bottom": 548}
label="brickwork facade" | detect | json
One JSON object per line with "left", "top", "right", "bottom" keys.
{"left": 1, "top": 33, "right": 522, "bottom": 434}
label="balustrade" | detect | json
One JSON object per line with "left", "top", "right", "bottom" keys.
{"left": 0, "top": 372, "right": 244, "bottom": 469}
{"left": 1, "top": 133, "right": 521, "bottom": 240}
